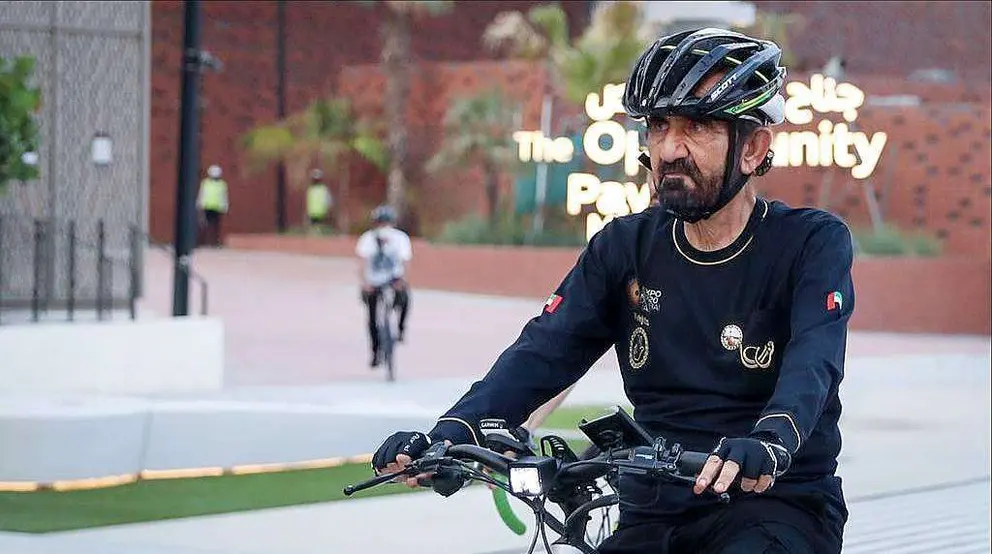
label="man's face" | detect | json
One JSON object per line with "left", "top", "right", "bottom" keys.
{"left": 645, "top": 71, "right": 731, "bottom": 212}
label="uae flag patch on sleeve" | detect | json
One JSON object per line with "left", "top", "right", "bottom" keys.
{"left": 544, "top": 293, "right": 563, "bottom": 314}
{"left": 826, "top": 291, "right": 843, "bottom": 311}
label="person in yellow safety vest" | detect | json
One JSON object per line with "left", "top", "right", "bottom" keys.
{"left": 197, "top": 164, "right": 229, "bottom": 247}
{"left": 306, "top": 168, "right": 334, "bottom": 230}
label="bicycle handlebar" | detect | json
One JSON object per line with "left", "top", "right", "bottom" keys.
{"left": 342, "top": 444, "right": 513, "bottom": 497}
{"left": 447, "top": 444, "right": 513, "bottom": 474}
{"left": 550, "top": 445, "right": 709, "bottom": 486}
{"left": 678, "top": 450, "right": 710, "bottom": 476}
{"left": 342, "top": 436, "right": 718, "bottom": 554}
{"left": 343, "top": 441, "right": 710, "bottom": 498}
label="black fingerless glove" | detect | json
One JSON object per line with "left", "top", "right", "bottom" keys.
{"left": 711, "top": 432, "right": 792, "bottom": 481}
{"left": 371, "top": 431, "right": 431, "bottom": 472}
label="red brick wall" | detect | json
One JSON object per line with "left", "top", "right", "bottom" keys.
{"left": 753, "top": 73, "right": 992, "bottom": 257}
{"left": 751, "top": 1, "right": 992, "bottom": 83}
{"left": 151, "top": 1, "right": 281, "bottom": 244}
{"left": 149, "top": 0, "right": 592, "bottom": 242}
{"left": 745, "top": 1, "right": 992, "bottom": 257}
{"left": 850, "top": 256, "right": 992, "bottom": 335}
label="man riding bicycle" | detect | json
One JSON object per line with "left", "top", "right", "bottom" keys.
{"left": 372, "top": 28, "right": 854, "bottom": 553}
{"left": 356, "top": 205, "right": 412, "bottom": 368}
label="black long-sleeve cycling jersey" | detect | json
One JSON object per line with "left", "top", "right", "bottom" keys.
{"left": 429, "top": 198, "right": 855, "bottom": 517}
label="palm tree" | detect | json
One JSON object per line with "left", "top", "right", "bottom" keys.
{"left": 556, "top": 1, "right": 649, "bottom": 105}
{"left": 482, "top": 1, "right": 649, "bottom": 235}
{"left": 360, "top": 0, "right": 454, "bottom": 224}
{"left": 240, "top": 97, "right": 387, "bottom": 232}
{"left": 425, "top": 87, "right": 522, "bottom": 223}
{"left": 482, "top": 4, "right": 569, "bottom": 237}
{"left": 483, "top": 1, "right": 649, "bottom": 106}
{"left": 483, "top": 3, "right": 571, "bottom": 68}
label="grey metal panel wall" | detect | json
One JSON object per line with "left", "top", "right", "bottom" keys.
{"left": 0, "top": 0, "right": 150, "bottom": 307}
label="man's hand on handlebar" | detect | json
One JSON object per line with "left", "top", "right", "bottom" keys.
{"left": 371, "top": 431, "right": 451, "bottom": 488}
{"left": 693, "top": 433, "right": 792, "bottom": 496}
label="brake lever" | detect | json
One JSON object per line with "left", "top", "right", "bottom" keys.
{"left": 661, "top": 473, "right": 730, "bottom": 503}
{"left": 343, "top": 466, "right": 415, "bottom": 496}
{"left": 614, "top": 456, "right": 732, "bottom": 505}
{"left": 343, "top": 443, "right": 452, "bottom": 496}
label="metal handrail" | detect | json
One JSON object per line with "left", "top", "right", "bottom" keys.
{"left": 0, "top": 216, "right": 210, "bottom": 323}
{"left": 143, "top": 238, "right": 210, "bottom": 317}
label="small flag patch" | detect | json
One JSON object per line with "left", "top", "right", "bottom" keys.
{"left": 545, "top": 293, "right": 563, "bottom": 314}
{"left": 826, "top": 291, "right": 843, "bottom": 311}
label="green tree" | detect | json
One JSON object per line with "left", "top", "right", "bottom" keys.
{"left": 359, "top": 0, "right": 454, "bottom": 222}
{"left": 483, "top": 1, "right": 649, "bottom": 105}
{"left": 482, "top": 2, "right": 649, "bottom": 237}
{"left": 556, "top": 0, "right": 648, "bottom": 105}
{"left": 425, "top": 87, "right": 522, "bottom": 223}
{"left": 240, "top": 97, "right": 387, "bottom": 232}
{"left": 482, "top": 3, "right": 570, "bottom": 237}
{"left": 483, "top": 3, "right": 571, "bottom": 99}
{"left": 0, "top": 56, "right": 41, "bottom": 193}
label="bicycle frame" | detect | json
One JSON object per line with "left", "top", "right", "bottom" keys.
{"left": 374, "top": 284, "right": 397, "bottom": 381}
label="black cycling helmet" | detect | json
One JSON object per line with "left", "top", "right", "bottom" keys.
{"left": 623, "top": 28, "right": 787, "bottom": 222}
{"left": 371, "top": 204, "right": 397, "bottom": 225}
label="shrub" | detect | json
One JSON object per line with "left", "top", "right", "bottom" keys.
{"left": 435, "top": 210, "right": 585, "bottom": 248}
{"left": 852, "top": 224, "right": 943, "bottom": 257}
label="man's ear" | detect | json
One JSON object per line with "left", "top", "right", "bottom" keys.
{"left": 740, "top": 127, "right": 774, "bottom": 175}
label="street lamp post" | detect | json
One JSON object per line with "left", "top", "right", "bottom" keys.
{"left": 275, "top": 0, "right": 288, "bottom": 232}
{"left": 172, "top": 0, "right": 202, "bottom": 317}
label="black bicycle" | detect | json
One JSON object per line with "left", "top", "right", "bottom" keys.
{"left": 344, "top": 407, "right": 720, "bottom": 554}
{"left": 372, "top": 283, "right": 398, "bottom": 382}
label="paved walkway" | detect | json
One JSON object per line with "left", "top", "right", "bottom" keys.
{"left": 135, "top": 248, "right": 991, "bottom": 387}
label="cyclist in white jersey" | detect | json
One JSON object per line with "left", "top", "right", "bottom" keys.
{"left": 356, "top": 205, "right": 413, "bottom": 367}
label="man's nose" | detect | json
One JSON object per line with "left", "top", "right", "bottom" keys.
{"left": 656, "top": 130, "right": 690, "bottom": 163}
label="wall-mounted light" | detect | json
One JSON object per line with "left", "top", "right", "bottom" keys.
{"left": 92, "top": 132, "right": 113, "bottom": 166}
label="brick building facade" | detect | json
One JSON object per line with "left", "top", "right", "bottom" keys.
{"left": 149, "top": 1, "right": 990, "bottom": 256}
{"left": 752, "top": 1, "right": 991, "bottom": 82}
{"left": 148, "top": 0, "right": 592, "bottom": 242}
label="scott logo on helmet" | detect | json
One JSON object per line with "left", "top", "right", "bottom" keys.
{"left": 709, "top": 73, "right": 740, "bottom": 101}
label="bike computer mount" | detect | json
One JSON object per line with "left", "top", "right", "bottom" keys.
{"left": 481, "top": 418, "right": 580, "bottom": 462}
{"left": 480, "top": 419, "right": 536, "bottom": 458}
{"left": 577, "top": 405, "right": 655, "bottom": 451}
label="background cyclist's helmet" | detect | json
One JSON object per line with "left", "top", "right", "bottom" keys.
{"left": 310, "top": 168, "right": 324, "bottom": 182}
{"left": 371, "top": 204, "right": 397, "bottom": 225}
{"left": 622, "top": 28, "right": 787, "bottom": 222}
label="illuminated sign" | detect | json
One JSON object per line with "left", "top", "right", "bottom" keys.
{"left": 512, "top": 74, "right": 887, "bottom": 241}
{"left": 566, "top": 174, "right": 652, "bottom": 240}
{"left": 774, "top": 74, "right": 887, "bottom": 179}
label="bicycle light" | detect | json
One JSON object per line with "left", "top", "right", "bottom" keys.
{"left": 508, "top": 456, "right": 557, "bottom": 497}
